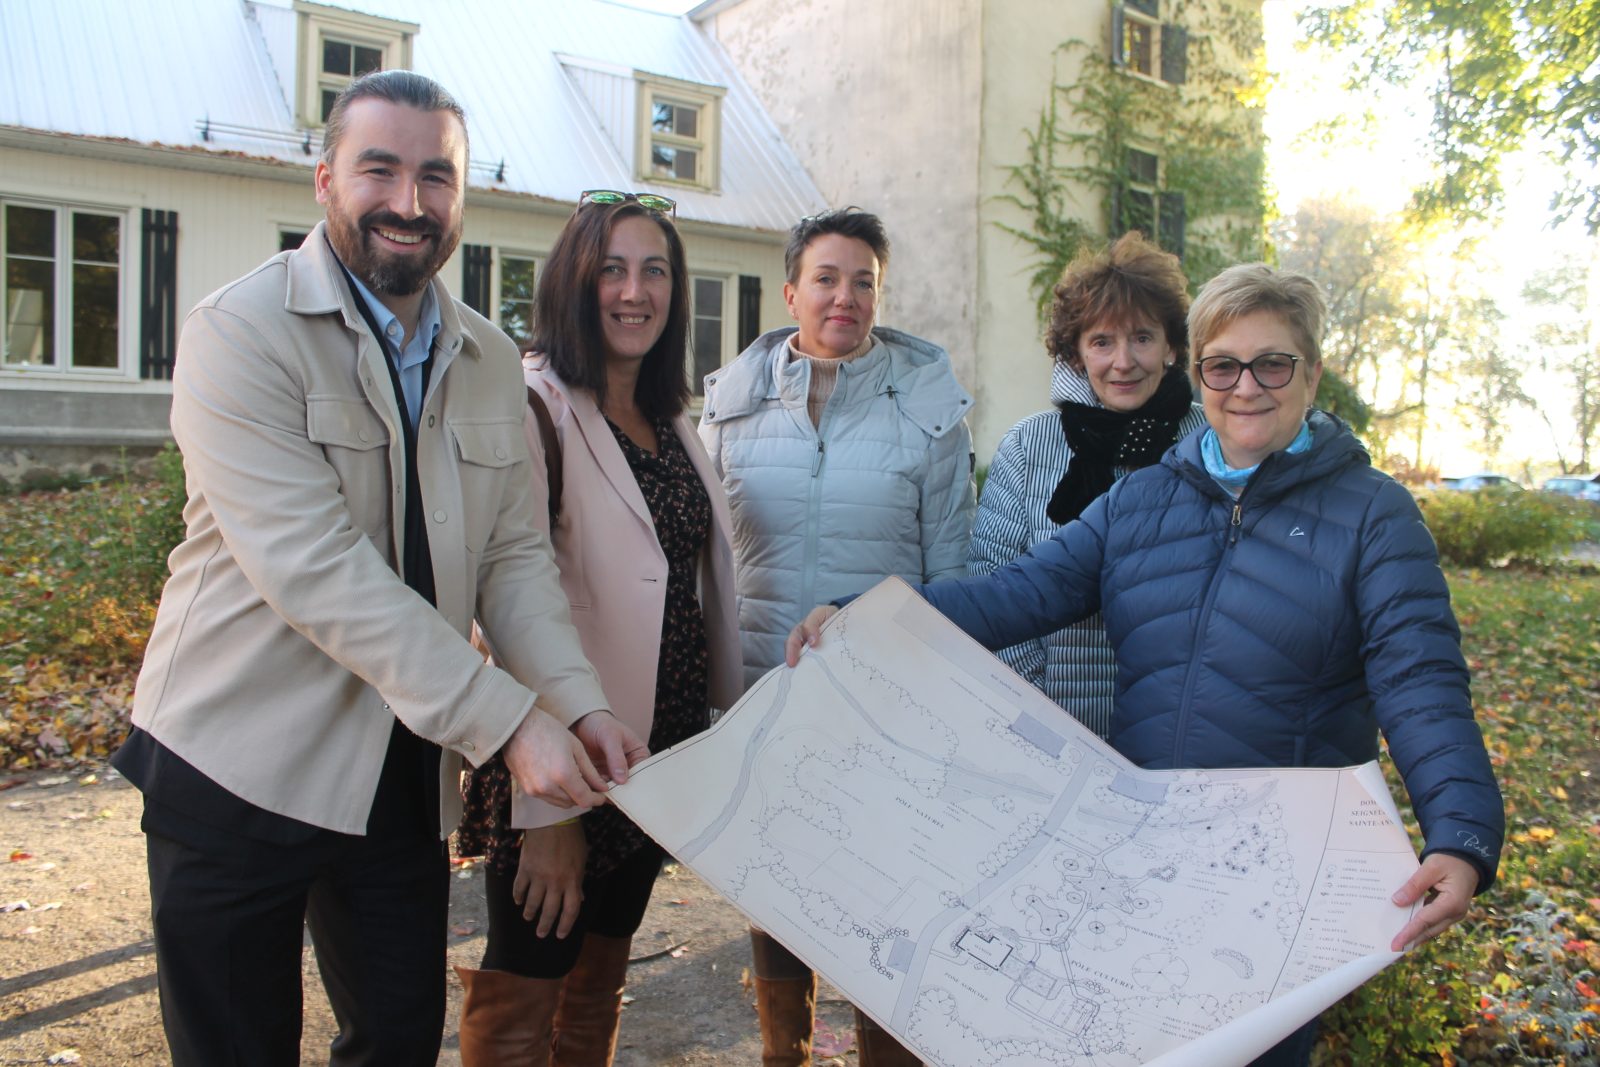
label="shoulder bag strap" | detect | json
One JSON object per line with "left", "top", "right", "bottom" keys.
{"left": 525, "top": 386, "right": 562, "bottom": 521}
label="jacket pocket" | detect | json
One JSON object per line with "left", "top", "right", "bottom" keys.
{"left": 450, "top": 417, "right": 524, "bottom": 555}
{"left": 307, "top": 396, "right": 391, "bottom": 541}
{"left": 307, "top": 396, "right": 390, "bottom": 450}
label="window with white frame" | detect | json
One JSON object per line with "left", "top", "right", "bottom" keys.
{"left": 3, "top": 201, "right": 123, "bottom": 372}
{"left": 294, "top": 1, "right": 416, "bottom": 128}
{"left": 690, "top": 275, "right": 725, "bottom": 393}
{"left": 1111, "top": 1, "right": 1187, "bottom": 86}
{"left": 498, "top": 255, "right": 540, "bottom": 350}
{"left": 635, "top": 72, "right": 725, "bottom": 191}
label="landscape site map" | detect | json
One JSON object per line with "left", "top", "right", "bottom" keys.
{"left": 608, "top": 579, "right": 1423, "bottom": 1066}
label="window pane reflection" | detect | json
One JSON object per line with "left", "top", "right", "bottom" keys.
{"left": 74, "top": 213, "right": 119, "bottom": 264}
{"left": 72, "top": 263, "right": 118, "bottom": 368}
{"left": 5, "top": 257, "right": 54, "bottom": 364}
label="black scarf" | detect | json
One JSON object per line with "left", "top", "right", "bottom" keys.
{"left": 1046, "top": 368, "right": 1194, "bottom": 524}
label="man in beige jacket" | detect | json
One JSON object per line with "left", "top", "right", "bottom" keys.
{"left": 111, "top": 71, "right": 644, "bottom": 1067}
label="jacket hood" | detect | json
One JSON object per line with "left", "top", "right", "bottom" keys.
{"left": 1050, "top": 361, "right": 1099, "bottom": 406}
{"left": 701, "top": 325, "right": 973, "bottom": 438}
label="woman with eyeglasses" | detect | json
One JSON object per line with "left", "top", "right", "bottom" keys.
{"left": 785, "top": 263, "right": 1503, "bottom": 1067}
{"left": 454, "top": 189, "right": 742, "bottom": 1066}
{"left": 969, "top": 232, "right": 1206, "bottom": 739}
{"left": 700, "top": 207, "right": 975, "bottom": 1066}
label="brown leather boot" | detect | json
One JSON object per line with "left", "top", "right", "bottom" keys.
{"left": 854, "top": 1006, "right": 923, "bottom": 1066}
{"left": 455, "top": 965, "right": 561, "bottom": 1067}
{"left": 750, "top": 928, "right": 816, "bottom": 1067}
{"left": 552, "top": 934, "right": 633, "bottom": 1066}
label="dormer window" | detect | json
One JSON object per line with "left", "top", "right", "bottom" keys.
{"left": 319, "top": 40, "right": 385, "bottom": 122}
{"left": 635, "top": 71, "right": 724, "bottom": 191}
{"left": 293, "top": 1, "right": 416, "bottom": 128}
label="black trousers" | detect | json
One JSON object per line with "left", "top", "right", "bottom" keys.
{"left": 480, "top": 841, "right": 664, "bottom": 979}
{"left": 143, "top": 807, "right": 449, "bottom": 1067}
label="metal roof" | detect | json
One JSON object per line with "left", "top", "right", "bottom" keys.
{"left": 0, "top": 0, "right": 824, "bottom": 231}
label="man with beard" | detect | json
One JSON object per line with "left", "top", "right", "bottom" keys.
{"left": 111, "top": 71, "right": 646, "bottom": 1067}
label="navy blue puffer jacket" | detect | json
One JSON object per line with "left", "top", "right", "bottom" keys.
{"left": 917, "top": 411, "right": 1503, "bottom": 890}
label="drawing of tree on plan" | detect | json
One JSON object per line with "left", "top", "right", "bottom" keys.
{"left": 608, "top": 579, "right": 1423, "bottom": 1066}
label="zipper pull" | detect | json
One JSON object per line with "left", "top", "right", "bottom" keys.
{"left": 1231, "top": 502, "right": 1242, "bottom": 527}
{"left": 812, "top": 440, "right": 826, "bottom": 476}
{"left": 1229, "top": 501, "right": 1243, "bottom": 543}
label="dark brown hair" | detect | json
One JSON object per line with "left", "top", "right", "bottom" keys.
{"left": 1045, "top": 231, "right": 1190, "bottom": 371}
{"left": 534, "top": 200, "right": 691, "bottom": 420}
{"left": 784, "top": 207, "right": 890, "bottom": 283}
{"left": 321, "top": 70, "right": 468, "bottom": 165}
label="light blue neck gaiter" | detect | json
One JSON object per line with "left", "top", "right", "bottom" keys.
{"left": 1201, "top": 419, "right": 1312, "bottom": 491}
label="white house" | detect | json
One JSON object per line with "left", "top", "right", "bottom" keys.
{"left": 0, "top": 0, "right": 826, "bottom": 480}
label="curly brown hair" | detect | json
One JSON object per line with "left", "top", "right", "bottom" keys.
{"left": 1045, "top": 232, "right": 1190, "bottom": 372}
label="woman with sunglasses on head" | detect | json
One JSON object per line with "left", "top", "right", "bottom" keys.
{"left": 969, "top": 232, "right": 1206, "bottom": 739}
{"left": 785, "top": 263, "right": 1503, "bottom": 1067}
{"left": 455, "top": 190, "right": 742, "bottom": 1067}
{"left": 699, "top": 207, "right": 975, "bottom": 1066}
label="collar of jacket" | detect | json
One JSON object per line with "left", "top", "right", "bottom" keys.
{"left": 281, "top": 220, "right": 477, "bottom": 363}
{"left": 701, "top": 325, "right": 972, "bottom": 438}
{"left": 1165, "top": 409, "right": 1368, "bottom": 504}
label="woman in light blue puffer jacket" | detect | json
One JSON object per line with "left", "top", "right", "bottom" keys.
{"left": 699, "top": 208, "right": 974, "bottom": 1067}
{"left": 699, "top": 215, "right": 976, "bottom": 693}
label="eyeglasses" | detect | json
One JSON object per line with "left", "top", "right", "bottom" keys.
{"left": 1197, "top": 353, "right": 1302, "bottom": 391}
{"left": 578, "top": 189, "right": 677, "bottom": 218}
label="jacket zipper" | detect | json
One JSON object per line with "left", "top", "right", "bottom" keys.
{"left": 1172, "top": 487, "right": 1248, "bottom": 766}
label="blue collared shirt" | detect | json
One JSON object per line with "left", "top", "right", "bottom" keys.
{"left": 346, "top": 272, "right": 444, "bottom": 429}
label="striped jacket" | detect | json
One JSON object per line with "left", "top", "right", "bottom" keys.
{"left": 969, "top": 363, "right": 1206, "bottom": 737}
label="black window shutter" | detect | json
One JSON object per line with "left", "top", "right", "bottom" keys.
{"left": 1158, "top": 191, "right": 1186, "bottom": 260}
{"left": 462, "top": 244, "right": 492, "bottom": 317}
{"left": 1120, "top": 188, "right": 1156, "bottom": 238}
{"left": 1110, "top": 4, "right": 1126, "bottom": 68}
{"left": 140, "top": 209, "right": 179, "bottom": 381}
{"left": 1161, "top": 24, "right": 1188, "bottom": 84}
{"left": 737, "top": 274, "right": 761, "bottom": 351}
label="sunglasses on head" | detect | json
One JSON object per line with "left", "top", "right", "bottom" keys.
{"left": 578, "top": 189, "right": 677, "bottom": 218}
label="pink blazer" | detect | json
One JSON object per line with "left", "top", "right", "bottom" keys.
{"left": 511, "top": 358, "right": 744, "bottom": 828}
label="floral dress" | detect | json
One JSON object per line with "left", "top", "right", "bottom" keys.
{"left": 457, "top": 415, "right": 712, "bottom": 877}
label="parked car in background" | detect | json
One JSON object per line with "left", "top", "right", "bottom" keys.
{"left": 1442, "top": 473, "right": 1525, "bottom": 491}
{"left": 1541, "top": 477, "right": 1600, "bottom": 502}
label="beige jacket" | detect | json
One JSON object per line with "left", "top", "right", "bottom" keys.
{"left": 508, "top": 361, "right": 744, "bottom": 829}
{"left": 131, "top": 223, "right": 607, "bottom": 836}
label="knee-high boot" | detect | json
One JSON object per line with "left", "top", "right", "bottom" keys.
{"left": 853, "top": 1006, "right": 923, "bottom": 1066}
{"left": 750, "top": 928, "right": 816, "bottom": 1067}
{"left": 551, "top": 934, "right": 633, "bottom": 1066}
{"left": 455, "top": 965, "right": 561, "bottom": 1067}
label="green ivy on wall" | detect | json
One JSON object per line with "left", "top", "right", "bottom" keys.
{"left": 999, "top": 5, "right": 1269, "bottom": 321}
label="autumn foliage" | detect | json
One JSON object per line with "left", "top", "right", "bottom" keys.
{"left": 2, "top": 457, "right": 1597, "bottom": 1061}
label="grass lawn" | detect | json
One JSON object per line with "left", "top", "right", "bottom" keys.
{"left": 2, "top": 476, "right": 1597, "bottom": 1062}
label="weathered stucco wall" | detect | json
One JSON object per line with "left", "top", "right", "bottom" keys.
{"left": 703, "top": 0, "right": 1263, "bottom": 460}
{"left": 971, "top": 1, "right": 1108, "bottom": 461}
{"left": 703, "top": 0, "right": 985, "bottom": 396}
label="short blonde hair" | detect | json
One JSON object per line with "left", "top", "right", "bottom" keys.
{"left": 1188, "top": 263, "right": 1326, "bottom": 365}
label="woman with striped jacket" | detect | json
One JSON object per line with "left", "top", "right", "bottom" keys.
{"left": 969, "top": 232, "right": 1205, "bottom": 737}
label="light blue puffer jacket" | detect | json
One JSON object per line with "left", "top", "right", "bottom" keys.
{"left": 699, "top": 326, "right": 975, "bottom": 688}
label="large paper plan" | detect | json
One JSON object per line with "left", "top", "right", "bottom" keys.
{"left": 608, "top": 578, "right": 1421, "bottom": 1066}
